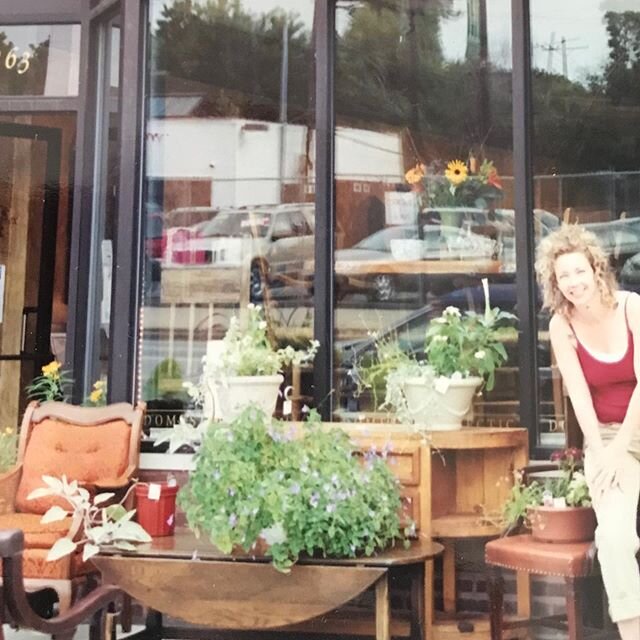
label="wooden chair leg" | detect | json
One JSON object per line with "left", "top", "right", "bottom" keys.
{"left": 374, "top": 573, "right": 390, "bottom": 640}
{"left": 120, "top": 593, "right": 132, "bottom": 633}
{"left": 488, "top": 566, "right": 504, "bottom": 640}
{"left": 565, "top": 577, "right": 584, "bottom": 640}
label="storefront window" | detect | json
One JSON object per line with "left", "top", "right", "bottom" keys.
{"left": 0, "top": 25, "right": 81, "bottom": 96}
{"left": 141, "top": 0, "right": 315, "bottom": 435}
{"left": 333, "top": 0, "right": 517, "bottom": 426}
{"left": 531, "top": 2, "right": 640, "bottom": 449}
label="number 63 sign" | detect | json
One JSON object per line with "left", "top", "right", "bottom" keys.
{"left": 1, "top": 47, "right": 31, "bottom": 75}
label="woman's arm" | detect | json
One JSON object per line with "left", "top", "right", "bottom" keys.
{"left": 617, "top": 292, "right": 640, "bottom": 445}
{"left": 549, "top": 313, "right": 603, "bottom": 451}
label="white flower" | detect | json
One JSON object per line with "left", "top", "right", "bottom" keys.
{"left": 260, "top": 523, "right": 287, "bottom": 545}
{"left": 258, "top": 321, "right": 267, "bottom": 330}
{"left": 433, "top": 335, "right": 448, "bottom": 343}
{"left": 444, "top": 306, "right": 461, "bottom": 318}
{"left": 450, "top": 371, "right": 463, "bottom": 381}
{"left": 474, "top": 350, "right": 486, "bottom": 359}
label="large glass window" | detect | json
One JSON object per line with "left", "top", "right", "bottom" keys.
{"left": 141, "top": 0, "right": 316, "bottom": 435}
{"left": 333, "top": 0, "right": 517, "bottom": 426}
{"left": 0, "top": 25, "right": 81, "bottom": 96}
{"left": 531, "top": 2, "right": 640, "bottom": 449}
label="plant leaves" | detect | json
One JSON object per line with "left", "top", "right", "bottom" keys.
{"left": 41, "top": 475, "right": 64, "bottom": 492}
{"left": 114, "top": 521, "right": 152, "bottom": 542}
{"left": 41, "top": 505, "right": 69, "bottom": 524}
{"left": 94, "top": 492, "right": 115, "bottom": 505}
{"left": 82, "top": 543, "right": 100, "bottom": 561}
{"left": 47, "top": 537, "right": 77, "bottom": 561}
{"left": 27, "top": 487, "right": 55, "bottom": 500}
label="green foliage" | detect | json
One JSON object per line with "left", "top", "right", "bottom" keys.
{"left": 178, "top": 406, "right": 409, "bottom": 572}
{"left": 502, "top": 448, "right": 592, "bottom": 533}
{"left": 211, "top": 304, "right": 318, "bottom": 377}
{"left": 424, "top": 304, "right": 515, "bottom": 390}
{"left": 0, "top": 427, "right": 17, "bottom": 473}
{"left": 26, "top": 361, "right": 72, "bottom": 402}
{"left": 143, "top": 358, "right": 186, "bottom": 401}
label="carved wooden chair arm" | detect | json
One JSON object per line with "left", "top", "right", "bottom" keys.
{"left": 0, "top": 529, "right": 122, "bottom": 637}
{"left": 0, "top": 464, "right": 22, "bottom": 515}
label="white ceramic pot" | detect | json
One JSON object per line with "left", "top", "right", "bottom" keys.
{"left": 213, "top": 374, "right": 284, "bottom": 422}
{"left": 403, "top": 376, "right": 481, "bottom": 430}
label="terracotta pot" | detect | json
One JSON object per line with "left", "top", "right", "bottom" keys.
{"left": 135, "top": 482, "right": 178, "bottom": 537}
{"left": 529, "top": 506, "right": 596, "bottom": 543}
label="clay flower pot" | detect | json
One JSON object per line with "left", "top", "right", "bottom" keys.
{"left": 529, "top": 506, "right": 596, "bottom": 543}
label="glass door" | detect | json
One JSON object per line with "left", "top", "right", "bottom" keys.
{"left": 0, "top": 121, "right": 60, "bottom": 427}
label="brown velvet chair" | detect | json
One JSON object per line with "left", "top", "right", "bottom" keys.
{"left": 0, "top": 400, "right": 144, "bottom": 613}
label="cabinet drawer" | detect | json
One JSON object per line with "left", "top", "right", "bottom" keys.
{"left": 387, "top": 448, "right": 420, "bottom": 486}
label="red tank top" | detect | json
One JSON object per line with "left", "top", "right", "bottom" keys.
{"left": 572, "top": 298, "right": 636, "bottom": 424}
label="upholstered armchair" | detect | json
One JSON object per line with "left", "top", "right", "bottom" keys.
{"left": 0, "top": 400, "right": 144, "bottom": 613}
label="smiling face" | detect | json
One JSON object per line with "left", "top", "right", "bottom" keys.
{"left": 554, "top": 251, "right": 599, "bottom": 307}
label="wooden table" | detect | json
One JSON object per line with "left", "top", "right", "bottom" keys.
{"left": 93, "top": 529, "right": 443, "bottom": 640}
{"left": 334, "top": 258, "right": 502, "bottom": 276}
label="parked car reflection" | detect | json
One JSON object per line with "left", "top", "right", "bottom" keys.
{"left": 164, "top": 203, "right": 315, "bottom": 301}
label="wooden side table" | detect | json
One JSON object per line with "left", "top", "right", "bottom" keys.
{"left": 337, "top": 424, "right": 529, "bottom": 640}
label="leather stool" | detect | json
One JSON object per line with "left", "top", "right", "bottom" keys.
{"left": 485, "top": 534, "right": 605, "bottom": 640}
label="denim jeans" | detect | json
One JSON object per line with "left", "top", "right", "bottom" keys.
{"left": 584, "top": 424, "right": 640, "bottom": 623}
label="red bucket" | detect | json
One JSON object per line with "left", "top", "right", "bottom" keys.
{"left": 135, "top": 482, "right": 178, "bottom": 537}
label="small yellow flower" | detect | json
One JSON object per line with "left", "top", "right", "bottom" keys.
{"left": 89, "top": 389, "right": 103, "bottom": 404}
{"left": 41, "top": 360, "right": 62, "bottom": 378}
{"left": 405, "top": 163, "right": 426, "bottom": 185}
{"left": 445, "top": 160, "right": 468, "bottom": 186}
{"left": 93, "top": 380, "right": 106, "bottom": 390}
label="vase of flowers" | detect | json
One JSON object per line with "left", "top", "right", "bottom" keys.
{"left": 405, "top": 155, "right": 503, "bottom": 212}
{"left": 185, "top": 304, "right": 319, "bottom": 423}
{"left": 502, "top": 448, "right": 595, "bottom": 543}
{"left": 178, "top": 406, "right": 409, "bottom": 572}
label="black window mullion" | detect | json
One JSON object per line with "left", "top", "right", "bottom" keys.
{"left": 313, "top": 0, "right": 335, "bottom": 420}
{"left": 511, "top": 0, "right": 539, "bottom": 455}
{"left": 107, "top": 0, "right": 145, "bottom": 403}
{"left": 66, "top": 10, "right": 96, "bottom": 403}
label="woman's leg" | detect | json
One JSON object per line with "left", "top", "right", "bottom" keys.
{"left": 585, "top": 446, "right": 640, "bottom": 640}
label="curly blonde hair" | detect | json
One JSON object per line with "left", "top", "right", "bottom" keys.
{"left": 535, "top": 223, "right": 617, "bottom": 317}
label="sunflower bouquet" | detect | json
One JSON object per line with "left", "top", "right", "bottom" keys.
{"left": 405, "top": 157, "right": 503, "bottom": 210}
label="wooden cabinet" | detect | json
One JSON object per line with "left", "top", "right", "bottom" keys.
{"left": 337, "top": 423, "right": 529, "bottom": 640}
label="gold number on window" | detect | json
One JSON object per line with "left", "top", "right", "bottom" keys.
{"left": 5, "top": 47, "right": 18, "bottom": 70}
{"left": 16, "top": 52, "right": 30, "bottom": 75}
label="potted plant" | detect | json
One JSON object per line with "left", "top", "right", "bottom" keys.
{"left": 27, "top": 476, "right": 152, "bottom": 561}
{"left": 354, "top": 279, "right": 515, "bottom": 430}
{"left": 502, "top": 448, "right": 595, "bottom": 543}
{"left": 178, "top": 406, "right": 411, "bottom": 572}
{"left": 186, "top": 304, "right": 319, "bottom": 422}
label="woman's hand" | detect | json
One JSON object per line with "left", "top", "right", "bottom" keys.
{"left": 590, "top": 436, "right": 629, "bottom": 496}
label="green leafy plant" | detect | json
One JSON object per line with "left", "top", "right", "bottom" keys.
{"left": 178, "top": 406, "right": 410, "bottom": 572}
{"left": 424, "top": 300, "right": 515, "bottom": 391}
{"left": 353, "top": 279, "right": 516, "bottom": 420}
{"left": 28, "top": 475, "right": 151, "bottom": 562}
{"left": 210, "top": 304, "right": 319, "bottom": 377}
{"left": 26, "top": 360, "right": 72, "bottom": 402}
{"left": 502, "top": 448, "right": 592, "bottom": 534}
{"left": 0, "top": 427, "right": 17, "bottom": 473}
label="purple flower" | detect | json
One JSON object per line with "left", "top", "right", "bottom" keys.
{"left": 290, "top": 483, "right": 301, "bottom": 495}
{"left": 326, "top": 503, "right": 336, "bottom": 513}
{"left": 211, "top": 470, "right": 221, "bottom": 481}
{"left": 309, "top": 492, "right": 320, "bottom": 508}
{"left": 228, "top": 487, "right": 236, "bottom": 497}
{"left": 228, "top": 513, "right": 238, "bottom": 527}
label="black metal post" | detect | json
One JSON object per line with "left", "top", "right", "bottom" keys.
{"left": 313, "top": 0, "right": 335, "bottom": 419}
{"left": 108, "top": 0, "right": 145, "bottom": 403}
{"left": 511, "top": 0, "right": 539, "bottom": 454}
